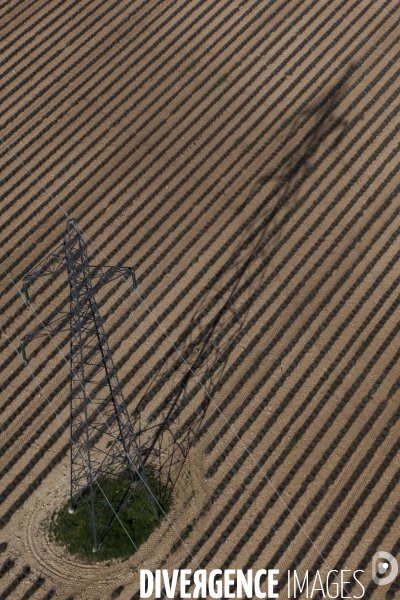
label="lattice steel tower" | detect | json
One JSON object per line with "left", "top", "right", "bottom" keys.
{"left": 21, "top": 218, "right": 158, "bottom": 552}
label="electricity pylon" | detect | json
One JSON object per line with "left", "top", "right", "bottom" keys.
{"left": 21, "top": 218, "right": 158, "bottom": 552}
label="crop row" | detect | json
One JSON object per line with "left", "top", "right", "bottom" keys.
{"left": 204, "top": 248, "right": 400, "bottom": 468}
{"left": 1, "top": 185, "right": 397, "bottom": 480}
{"left": 0, "top": 565, "right": 30, "bottom": 600}
{"left": 2, "top": 0, "right": 399, "bottom": 588}
{"left": 2, "top": 15, "right": 396, "bottom": 356}
{"left": 0, "top": 0, "right": 390, "bottom": 253}
{"left": 0, "top": 0, "right": 57, "bottom": 48}
{"left": 351, "top": 538, "right": 400, "bottom": 599}
{"left": 0, "top": 557, "right": 14, "bottom": 577}
{"left": 149, "top": 169, "right": 400, "bottom": 430}
{"left": 227, "top": 476, "right": 400, "bottom": 598}
{"left": 0, "top": 389, "right": 68, "bottom": 479}
{"left": 49, "top": 0, "right": 399, "bottom": 246}
{"left": 203, "top": 316, "right": 400, "bottom": 524}
{"left": 0, "top": 27, "right": 396, "bottom": 390}
{"left": 137, "top": 477, "right": 400, "bottom": 600}
{"left": 271, "top": 466, "right": 400, "bottom": 596}
{"left": 19, "top": 575, "right": 45, "bottom": 600}
{"left": 1, "top": 0, "right": 98, "bottom": 67}
{"left": 161, "top": 405, "right": 398, "bottom": 600}
{"left": 1, "top": 0, "right": 173, "bottom": 85}
{"left": 0, "top": 336, "right": 68, "bottom": 417}
{"left": 3, "top": 312, "right": 398, "bottom": 592}
{"left": 1, "top": 149, "right": 398, "bottom": 480}
{"left": 1, "top": 0, "right": 245, "bottom": 158}
{"left": 2, "top": 310, "right": 393, "bottom": 584}
{"left": 0, "top": 157, "right": 396, "bottom": 524}
{"left": 169, "top": 326, "right": 399, "bottom": 563}
{"left": 1, "top": 0, "right": 313, "bottom": 221}
{"left": 0, "top": 438, "right": 68, "bottom": 529}
{"left": 53, "top": 0, "right": 398, "bottom": 260}
{"left": 5, "top": 38, "right": 396, "bottom": 376}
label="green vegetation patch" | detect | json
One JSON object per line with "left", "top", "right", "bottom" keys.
{"left": 233, "top": 135, "right": 245, "bottom": 148}
{"left": 48, "top": 470, "right": 171, "bottom": 562}
{"left": 288, "top": 429, "right": 304, "bottom": 449}
{"left": 241, "top": 141, "right": 256, "bottom": 155}
{"left": 215, "top": 73, "right": 228, "bottom": 86}
{"left": 185, "top": 59, "right": 198, "bottom": 71}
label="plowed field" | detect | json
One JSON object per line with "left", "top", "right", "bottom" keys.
{"left": 1, "top": 0, "right": 399, "bottom": 599}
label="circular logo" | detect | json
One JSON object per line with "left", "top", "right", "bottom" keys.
{"left": 372, "top": 552, "right": 398, "bottom": 586}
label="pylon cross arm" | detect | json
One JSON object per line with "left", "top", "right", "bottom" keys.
{"left": 89, "top": 265, "right": 135, "bottom": 288}
{"left": 22, "top": 312, "right": 72, "bottom": 343}
{"left": 22, "top": 243, "right": 67, "bottom": 281}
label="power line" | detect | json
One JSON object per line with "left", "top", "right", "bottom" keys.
{"left": 0, "top": 322, "right": 168, "bottom": 599}
{"left": 1, "top": 264, "right": 201, "bottom": 572}
{"left": 5, "top": 258, "right": 310, "bottom": 597}
{"left": 2, "top": 1, "right": 397, "bottom": 592}
{"left": 2, "top": 251, "right": 338, "bottom": 598}
{"left": 3, "top": 256, "right": 311, "bottom": 596}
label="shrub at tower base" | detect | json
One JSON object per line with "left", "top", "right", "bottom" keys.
{"left": 48, "top": 470, "right": 171, "bottom": 561}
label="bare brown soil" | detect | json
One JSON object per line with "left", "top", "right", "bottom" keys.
{"left": 1, "top": 0, "right": 399, "bottom": 598}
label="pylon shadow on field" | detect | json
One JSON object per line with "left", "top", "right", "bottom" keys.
{"left": 136, "top": 67, "right": 355, "bottom": 504}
